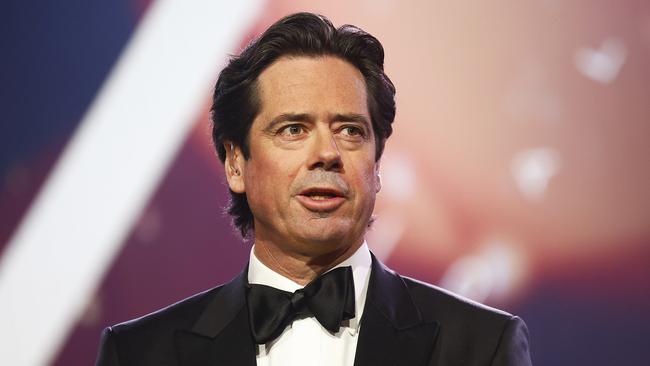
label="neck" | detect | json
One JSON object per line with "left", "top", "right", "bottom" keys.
{"left": 253, "top": 238, "right": 364, "bottom": 286}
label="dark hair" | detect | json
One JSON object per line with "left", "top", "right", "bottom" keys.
{"left": 210, "top": 12, "right": 396, "bottom": 238}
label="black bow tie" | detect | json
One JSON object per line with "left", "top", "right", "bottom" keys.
{"left": 246, "top": 266, "right": 356, "bottom": 344}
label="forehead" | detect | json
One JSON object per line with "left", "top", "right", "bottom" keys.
{"left": 255, "top": 56, "right": 369, "bottom": 116}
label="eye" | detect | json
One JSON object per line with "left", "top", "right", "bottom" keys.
{"left": 341, "top": 125, "right": 365, "bottom": 137}
{"left": 278, "top": 124, "right": 306, "bottom": 137}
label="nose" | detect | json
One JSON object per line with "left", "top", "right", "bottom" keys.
{"left": 308, "top": 128, "right": 342, "bottom": 172}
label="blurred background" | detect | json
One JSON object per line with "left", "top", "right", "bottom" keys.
{"left": 1, "top": 0, "right": 649, "bottom": 365}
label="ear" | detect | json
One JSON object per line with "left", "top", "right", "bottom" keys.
{"left": 374, "top": 161, "right": 382, "bottom": 193}
{"left": 224, "top": 141, "right": 246, "bottom": 193}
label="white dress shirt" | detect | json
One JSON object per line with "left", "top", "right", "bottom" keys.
{"left": 248, "top": 242, "right": 372, "bottom": 366}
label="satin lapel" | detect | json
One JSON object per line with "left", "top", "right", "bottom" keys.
{"left": 354, "top": 255, "right": 440, "bottom": 366}
{"left": 174, "top": 269, "right": 256, "bottom": 366}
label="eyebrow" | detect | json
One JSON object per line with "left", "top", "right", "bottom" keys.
{"left": 264, "top": 112, "right": 371, "bottom": 132}
{"left": 332, "top": 113, "right": 371, "bottom": 127}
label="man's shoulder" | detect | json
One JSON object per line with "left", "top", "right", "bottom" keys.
{"left": 109, "top": 284, "right": 224, "bottom": 338}
{"left": 386, "top": 272, "right": 532, "bottom": 365}
{"left": 96, "top": 273, "right": 250, "bottom": 365}
{"left": 399, "top": 274, "right": 517, "bottom": 329}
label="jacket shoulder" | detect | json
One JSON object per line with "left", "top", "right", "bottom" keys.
{"left": 110, "top": 285, "right": 223, "bottom": 337}
{"left": 402, "top": 275, "right": 513, "bottom": 325}
{"left": 97, "top": 285, "right": 226, "bottom": 366}
{"left": 400, "top": 276, "right": 532, "bottom": 365}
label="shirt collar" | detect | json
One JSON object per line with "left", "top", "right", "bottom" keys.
{"left": 248, "top": 241, "right": 372, "bottom": 333}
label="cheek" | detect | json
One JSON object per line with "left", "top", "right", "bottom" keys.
{"left": 351, "top": 163, "right": 380, "bottom": 198}
{"left": 242, "top": 161, "right": 269, "bottom": 203}
{"left": 244, "top": 156, "right": 297, "bottom": 203}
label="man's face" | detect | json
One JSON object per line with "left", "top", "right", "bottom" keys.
{"left": 226, "top": 56, "right": 380, "bottom": 257}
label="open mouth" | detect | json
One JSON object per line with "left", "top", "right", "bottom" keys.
{"left": 306, "top": 194, "right": 336, "bottom": 200}
{"left": 299, "top": 188, "right": 345, "bottom": 199}
{"left": 296, "top": 188, "right": 346, "bottom": 211}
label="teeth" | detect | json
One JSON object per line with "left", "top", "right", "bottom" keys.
{"left": 310, "top": 195, "right": 331, "bottom": 200}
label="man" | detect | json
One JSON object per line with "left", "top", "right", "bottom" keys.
{"left": 96, "top": 12, "right": 532, "bottom": 366}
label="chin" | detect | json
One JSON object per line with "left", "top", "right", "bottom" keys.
{"left": 293, "top": 221, "right": 359, "bottom": 249}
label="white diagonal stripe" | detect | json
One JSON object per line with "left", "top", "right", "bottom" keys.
{"left": 0, "top": 1, "right": 263, "bottom": 365}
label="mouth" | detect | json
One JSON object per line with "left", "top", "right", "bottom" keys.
{"left": 300, "top": 187, "right": 345, "bottom": 199}
{"left": 296, "top": 187, "right": 347, "bottom": 212}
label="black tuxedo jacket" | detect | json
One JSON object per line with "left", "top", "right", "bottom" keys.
{"left": 96, "top": 255, "right": 532, "bottom": 366}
